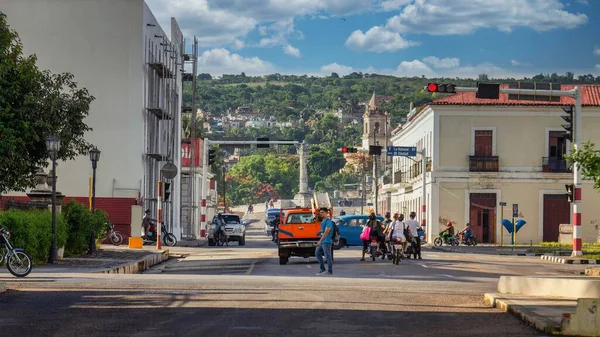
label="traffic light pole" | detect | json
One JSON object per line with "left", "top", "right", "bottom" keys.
{"left": 453, "top": 85, "right": 583, "bottom": 256}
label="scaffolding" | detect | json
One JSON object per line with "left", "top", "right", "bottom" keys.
{"left": 144, "top": 30, "right": 180, "bottom": 232}
{"left": 180, "top": 37, "right": 198, "bottom": 240}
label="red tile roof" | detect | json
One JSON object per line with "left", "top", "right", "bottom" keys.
{"left": 430, "top": 84, "right": 600, "bottom": 107}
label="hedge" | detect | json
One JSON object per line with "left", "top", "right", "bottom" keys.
{"left": 0, "top": 209, "right": 68, "bottom": 264}
{"left": 0, "top": 200, "right": 109, "bottom": 263}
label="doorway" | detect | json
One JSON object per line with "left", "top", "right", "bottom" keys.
{"left": 543, "top": 194, "right": 570, "bottom": 242}
{"left": 469, "top": 193, "right": 497, "bottom": 243}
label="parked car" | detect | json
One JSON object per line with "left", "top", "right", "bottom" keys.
{"left": 332, "top": 214, "right": 384, "bottom": 250}
{"left": 264, "top": 208, "right": 281, "bottom": 236}
{"left": 208, "top": 213, "right": 246, "bottom": 246}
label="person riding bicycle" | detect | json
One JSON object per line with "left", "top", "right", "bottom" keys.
{"left": 215, "top": 213, "right": 228, "bottom": 245}
{"left": 441, "top": 221, "right": 455, "bottom": 241}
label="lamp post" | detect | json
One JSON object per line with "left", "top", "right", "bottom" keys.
{"left": 46, "top": 136, "right": 60, "bottom": 264}
{"left": 89, "top": 147, "right": 101, "bottom": 253}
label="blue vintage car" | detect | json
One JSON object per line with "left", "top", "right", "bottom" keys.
{"left": 333, "top": 214, "right": 385, "bottom": 250}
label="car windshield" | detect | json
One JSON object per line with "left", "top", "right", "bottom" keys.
{"left": 285, "top": 213, "right": 314, "bottom": 224}
{"left": 223, "top": 215, "right": 241, "bottom": 224}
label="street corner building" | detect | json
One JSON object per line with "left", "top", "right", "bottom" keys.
{"left": 380, "top": 84, "right": 600, "bottom": 244}
{"left": 0, "top": 0, "right": 208, "bottom": 241}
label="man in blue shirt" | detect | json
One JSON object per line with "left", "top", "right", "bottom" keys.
{"left": 315, "top": 207, "right": 333, "bottom": 275}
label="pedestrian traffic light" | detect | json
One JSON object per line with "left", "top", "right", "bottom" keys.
{"left": 565, "top": 183, "right": 574, "bottom": 203}
{"left": 340, "top": 147, "right": 358, "bottom": 153}
{"left": 208, "top": 149, "right": 216, "bottom": 165}
{"left": 561, "top": 105, "right": 573, "bottom": 142}
{"left": 425, "top": 83, "right": 456, "bottom": 93}
{"left": 256, "top": 137, "right": 270, "bottom": 148}
{"left": 369, "top": 145, "right": 382, "bottom": 156}
{"left": 163, "top": 182, "right": 171, "bottom": 201}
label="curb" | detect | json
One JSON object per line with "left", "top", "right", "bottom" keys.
{"left": 431, "top": 246, "right": 542, "bottom": 256}
{"left": 484, "top": 293, "right": 561, "bottom": 335}
{"left": 98, "top": 250, "right": 169, "bottom": 274}
{"left": 541, "top": 255, "right": 600, "bottom": 265}
{"left": 0, "top": 282, "right": 5, "bottom": 294}
{"left": 585, "top": 267, "right": 600, "bottom": 276}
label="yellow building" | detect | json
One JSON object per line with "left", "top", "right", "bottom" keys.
{"left": 384, "top": 84, "right": 600, "bottom": 244}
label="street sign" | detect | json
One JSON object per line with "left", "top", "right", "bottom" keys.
{"left": 161, "top": 162, "right": 178, "bottom": 179}
{"left": 499, "top": 202, "right": 507, "bottom": 206}
{"left": 512, "top": 204, "right": 518, "bottom": 218}
{"left": 386, "top": 146, "right": 417, "bottom": 157}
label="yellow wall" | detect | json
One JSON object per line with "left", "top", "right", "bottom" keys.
{"left": 436, "top": 182, "right": 600, "bottom": 244}
{"left": 438, "top": 110, "right": 600, "bottom": 168}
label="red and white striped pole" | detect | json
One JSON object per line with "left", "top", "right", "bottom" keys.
{"left": 157, "top": 180, "right": 162, "bottom": 250}
{"left": 200, "top": 198, "right": 206, "bottom": 237}
{"left": 421, "top": 148, "right": 427, "bottom": 241}
{"left": 572, "top": 87, "right": 583, "bottom": 257}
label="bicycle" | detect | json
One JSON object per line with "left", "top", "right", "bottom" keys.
{"left": 101, "top": 222, "right": 124, "bottom": 246}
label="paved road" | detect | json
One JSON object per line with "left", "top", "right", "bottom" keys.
{"left": 0, "top": 212, "right": 586, "bottom": 336}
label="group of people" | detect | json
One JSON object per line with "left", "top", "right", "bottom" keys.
{"left": 359, "top": 211, "right": 423, "bottom": 261}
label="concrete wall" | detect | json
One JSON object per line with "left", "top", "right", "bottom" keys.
{"left": 2, "top": 0, "right": 146, "bottom": 198}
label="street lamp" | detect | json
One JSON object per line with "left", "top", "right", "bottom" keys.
{"left": 89, "top": 147, "right": 101, "bottom": 253}
{"left": 45, "top": 135, "right": 60, "bottom": 264}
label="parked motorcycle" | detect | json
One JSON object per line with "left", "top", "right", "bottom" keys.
{"left": 433, "top": 231, "right": 459, "bottom": 247}
{"left": 0, "top": 227, "right": 33, "bottom": 277}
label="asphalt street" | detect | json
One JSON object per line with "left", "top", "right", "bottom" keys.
{"left": 0, "top": 212, "right": 587, "bottom": 337}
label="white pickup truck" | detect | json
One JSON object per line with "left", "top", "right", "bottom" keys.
{"left": 208, "top": 213, "right": 246, "bottom": 246}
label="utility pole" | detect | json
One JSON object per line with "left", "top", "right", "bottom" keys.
{"left": 421, "top": 148, "right": 427, "bottom": 233}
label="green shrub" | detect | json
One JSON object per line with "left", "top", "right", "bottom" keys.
{"left": 0, "top": 209, "right": 68, "bottom": 264}
{"left": 62, "top": 200, "right": 109, "bottom": 256}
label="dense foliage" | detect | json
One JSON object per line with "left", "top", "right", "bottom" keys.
{"left": 185, "top": 68, "right": 600, "bottom": 205}
{"left": 0, "top": 13, "right": 95, "bottom": 194}
{"left": 62, "top": 200, "right": 109, "bottom": 256}
{"left": 565, "top": 141, "right": 600, "bottom": 191}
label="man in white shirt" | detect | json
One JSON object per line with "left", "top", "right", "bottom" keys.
{"left": 404, "top": 211, "right": 422, "bottom": 260}
{"left": 390, "top": 213, "right": 407, "bottom": 257}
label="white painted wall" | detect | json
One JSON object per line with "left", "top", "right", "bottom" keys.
{"left": 3, "top": 0, "right": 146, "bottom": 198}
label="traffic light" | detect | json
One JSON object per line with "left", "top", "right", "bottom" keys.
{"left": 369, "top": 145, "right": 382, "bottom": 156}
{"left": 208, "top": 149, "right": 216, "bottom": 165}
{"left": 256, "top": 137, "right": 270, "bottom": 148}
{"left": 561, "top": 105, "right": 573, "bottom": 142}
{"left": 341, "top": 147, "right": 358, "bottom": 153}
{"left": 565, "top": 184, "right": 574, "bottom": 203}
{"left": 425, "top": 83, "right": 456, "bottom": 93}
{"left": 163, "top": 182, "right": 171, "bottom": 201}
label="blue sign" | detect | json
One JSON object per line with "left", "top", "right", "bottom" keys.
{"left": 386, "top": 146, "right": 417, "bottom": 157}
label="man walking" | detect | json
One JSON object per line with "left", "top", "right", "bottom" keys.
{"left": 405, "top": 211, "right": 422, "bottom": 259}
{"left": 315, "top": 207, "right": 334, "bottom": 275}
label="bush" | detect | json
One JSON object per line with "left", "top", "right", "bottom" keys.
{"left": 62, "top": 200, "right": 109, "bottom": 256}
{"left": 0, "top": 209, "right": 68, "bottom": 264}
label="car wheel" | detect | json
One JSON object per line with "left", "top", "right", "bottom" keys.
{"left": 239, "top": 235, "right": 246, "bottom": 246}
{"left": 333, "top": 238, "right": 346, "bottom": 250}
{"left": 208, "top": 238, "right": 215, "bottom": 246}
{"left": 279, "top": 256, "right": 288, "bottom": 265}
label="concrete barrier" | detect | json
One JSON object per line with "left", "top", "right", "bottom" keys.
{"left": 562, "top": 298, "right": 600, "bottom": 336}
{"left": 99, "top": 250, "right": 169, "bottom": 274}
{"left": 498, "top": 276, "right": 600, "bottom": 299}
{"left": 0, "top": 282, "right": 5, "bottom": 294}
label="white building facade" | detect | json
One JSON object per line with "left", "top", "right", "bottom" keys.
{"left": 2, "top": 0, "right": 185, "bottom": 238}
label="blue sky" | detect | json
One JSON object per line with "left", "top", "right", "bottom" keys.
{"left": 147, "top": 0, "right": 600, "bottom": 78}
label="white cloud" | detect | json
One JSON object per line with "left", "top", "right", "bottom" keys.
{"left": 231, "top": 39, "right": 245, "bottom": 50}
{"left": 345, "top": 26, "right": 419, "bottom": 52}
{"left": 596, "top": 64, "right": 600, "bottom": 70}
{"left": 283, "top": 45, "right": 302, "bottom": 57}
{"left": 196, "top": 48, "right": 276, "bottom": 76}
{"left": 594, "top": 47, "right": 600, "bottom": 56}
{"left": 395, "top": 60, "right": 436, "bottom": 77}
{"left": 385, "top": 0, "right": 588, "bottom": 35}
{"left": 321, "top": 63, "right": 356, "bottom": 76}
{"left": 258, "top": 26, "right": 269, "bottom": 36}
{"left": 380, "top": 0, "right": 411, "bottom": 11}
{"left": 422, "top": 56, "right": 460, "bottom": 69}
{"left": 511, "top": 60, "right": 521, "bottom": 66}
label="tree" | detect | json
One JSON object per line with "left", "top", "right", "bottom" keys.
{"left": 0, "top": 13, "right": 95, "bottom": 194}
{"left": 565, "top": 141, "right": 600, "bottom": 191}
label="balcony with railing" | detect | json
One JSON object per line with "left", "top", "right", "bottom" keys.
{"left": 469, "top": 156, "right": 499, "bottom": 172}
{"left": 542, "top": 157, "right": 570, "bottom": 173}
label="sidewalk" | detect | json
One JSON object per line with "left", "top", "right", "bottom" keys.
{"left": 486, "top": 276, "right": 600, "bottom": 336}
{"left": 431, "top": 244, "right": 544, "bottom": 256}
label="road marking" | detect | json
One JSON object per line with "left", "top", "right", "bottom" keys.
{"left": 439, "top": 274, "right": 455, "bottom": 279}
{"left": 421, "top": 264, "right": 429, "bottom": 268}
{"left": 245, "top": 260, "right": 257, "bottom": 275}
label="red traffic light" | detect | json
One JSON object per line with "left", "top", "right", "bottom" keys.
{"left": 427, "top": 83, "right": 438, "bottom": 92}
{"left": 341, "top": 147, "right": 349, "bottom": 153}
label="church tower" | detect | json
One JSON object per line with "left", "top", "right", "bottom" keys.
{"left": 362, "top": 92, "right": 391, "bottom": 152}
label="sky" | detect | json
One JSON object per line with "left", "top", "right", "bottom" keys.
{"left": 145, "top": 0, "right": 600, "bottom": 78}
